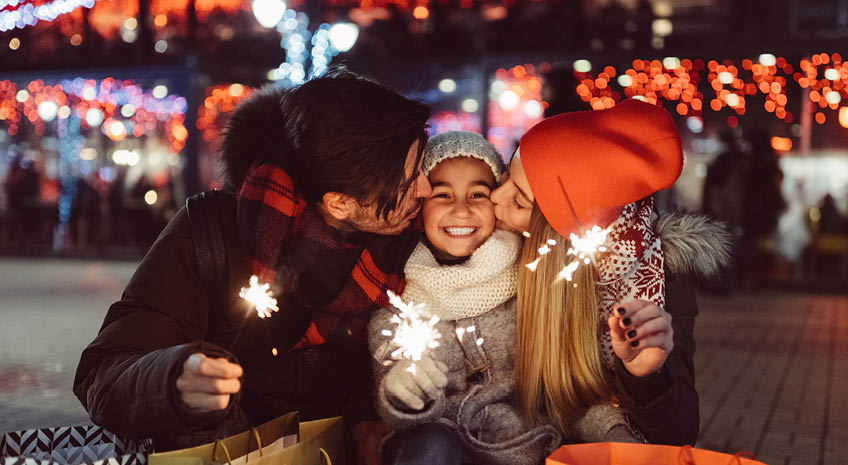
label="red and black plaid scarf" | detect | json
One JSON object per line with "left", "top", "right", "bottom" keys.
{"left": 237, "top": 162, "right": 420, "bottom": 349}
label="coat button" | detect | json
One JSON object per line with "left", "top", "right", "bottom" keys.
{"left": 304, "top": 348, "right": 320, "bottom": 366}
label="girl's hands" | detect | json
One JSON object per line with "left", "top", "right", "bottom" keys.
{"left": 384, "top": 356, "right": 448, "bottom": 411}
{"left": 607, "top": 299, "right": 673, "bottom": 377}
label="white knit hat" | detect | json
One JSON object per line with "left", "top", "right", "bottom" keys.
{"left": 423, "top": 131, "right": 505, "bottom": 179}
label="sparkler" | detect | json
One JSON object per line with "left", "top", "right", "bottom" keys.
{"left": 385, "top": 291, "right": 442, "bottom": 374}
{"left": 239, "top": 275, "right": 279, "bottom": 318}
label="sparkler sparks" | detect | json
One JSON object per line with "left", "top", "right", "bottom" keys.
{"left": 239, "top": 275, "right": 279, "bottom": 318}
{"left": 525, "top": 225, "right": 612, "bottom": 284}
{"left": 386, "top": 291, "right": 442, "bottom": 374}
{"left": 567, "top": 225, "right": 609, "bottom": 257}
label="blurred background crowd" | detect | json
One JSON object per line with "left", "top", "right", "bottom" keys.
{"left": 1, "top": 0, "right": 847, "bottom": 291}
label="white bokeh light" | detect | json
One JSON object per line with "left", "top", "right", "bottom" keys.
{"left": 758, "top": 54, "right": 776, "bottom": 67}
{"left": 329, "top": 22, "right": 359, "bottom": 52}
{"left": 825, "top": 68, "right": 840, "bottom": 81}
{"left": 574, "top": 59, "right": 592, "bottom": 73}
{"left": 252, "top": 0, "right": 286, "bottom": 28}
{"left": 152, "top": 85, "right": 168, "bottom": 99}
{"left": 37, "top": 101, "right": 58, "bottom": 122}
{"left": 662, "top": 57, "right": 680, "bottom": 69}
{"left": 523, "top": 100, "right": 543, "bottom": 118}
{"left": 85, "top": 108, "right": 104, "bottom": 127}
{"left": 438, "top": 79, "right": 457, "bottom": 94}
{"left": 499, "top": 90, "right": 520, "bottom": 110}
{"left": 725, "top": 94, "right": 740, "bottom": 107}
{"left": 461, "top": 98, "right": 479, "bottom": 113}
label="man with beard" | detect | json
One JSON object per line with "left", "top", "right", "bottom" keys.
{"left": 73, "top": 70, "right": 432, "bottom": 465}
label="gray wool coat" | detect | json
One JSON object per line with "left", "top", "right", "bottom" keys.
{"left": 368, "top": 298, "right": 637, "bottom": 465}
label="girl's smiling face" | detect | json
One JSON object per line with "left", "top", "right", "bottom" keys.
{"left": 422, "top": 157, "right": 497, "bottom": 261}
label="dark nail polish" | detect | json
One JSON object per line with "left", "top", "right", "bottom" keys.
{"left": 627, "top": 330, "right": 637, "bottom": 339}
{"left": 617, "top": 307, "right": 626, "bottom": 315}
{"left": 630, "top": 340, "right": 639, "bottom": 347}
{"left": 622, "top": 317, "right": 632, "bottom": 326}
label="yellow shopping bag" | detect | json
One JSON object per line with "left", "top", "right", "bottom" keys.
{"left": 149, "top": 413, "right": 344, "bottom": 465}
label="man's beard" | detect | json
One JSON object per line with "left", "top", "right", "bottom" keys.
{"left": 345, "top": 199, "right": 422, "bottom": 235}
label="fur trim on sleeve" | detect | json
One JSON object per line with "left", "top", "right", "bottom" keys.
{"left": 657, "top": 213, "right": 733, "bottom": 280}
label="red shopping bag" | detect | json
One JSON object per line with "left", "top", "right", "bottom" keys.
{"left": 547, "top": 443, "right": 768, "bottom": 465}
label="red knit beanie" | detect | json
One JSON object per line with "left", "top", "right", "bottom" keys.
{"left": 519, "top": 99, "right": 683, "bottom": 237}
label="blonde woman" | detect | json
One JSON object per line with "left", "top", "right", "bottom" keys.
{"left": 491, "top": 100, "right": 731, "bottom": 444}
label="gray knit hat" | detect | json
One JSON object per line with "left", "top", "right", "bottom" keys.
{"left": 423, "top": 131, "right": 505, "bottom": 179}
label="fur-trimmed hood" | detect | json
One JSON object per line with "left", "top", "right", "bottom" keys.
{"left": 218, "top": 84, "right": 289, "bottom": 190}
{"left": 657, "top": 212, "right": 733, "bottom": 280}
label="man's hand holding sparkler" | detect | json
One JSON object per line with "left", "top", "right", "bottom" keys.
{"left": 176, "top": 353, "right": 243, "bottom": 412}
{"left": 384, "top": 356, "right": 448, "bottom": 411}
{"left": 607, "top": 299, "right": 674, "bottom": 377}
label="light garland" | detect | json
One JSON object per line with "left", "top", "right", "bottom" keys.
{"left": 795, "top": 52, "right": 848, "bottom": 125}
{"left": 487, "top": 63, "right": 548, "bottom": 155}
{"left": 429, "top": 110, "right": 482, "bottom": 135}
{"left": 268, "top": 11, "right": 349, "bottom": 86}
{"left": 0, "top": 78, "right": 187, "bottom": 152}
{"left": 197, "top": 83, "right": 254, "bottom": 143}
{"left": 0, "top": 0, "right": 96, "bottom": 32}
{"left": 566, "top": 53, "right": 846, "bottom": 128}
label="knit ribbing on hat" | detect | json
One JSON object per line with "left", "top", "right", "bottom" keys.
{"left": 423, "top": 131, "right": 505, "bottom": 180}
{"left": 402, "top": 229, "right": 520, "bottom": 321}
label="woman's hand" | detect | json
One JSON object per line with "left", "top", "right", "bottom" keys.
{"left": 607, "top": 299, "right": 673, "bottom": 377}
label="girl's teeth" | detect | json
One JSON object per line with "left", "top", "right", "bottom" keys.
{"left": 446, "top": 227, "right": 476, "bottom": 236}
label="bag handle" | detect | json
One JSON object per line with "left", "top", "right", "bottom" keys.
{"left": 212, "top": 440, "right": 233, "bottom": 465}
{"left": 211, "top": 427, "right": 263, "bottom": 465}
{"left": 242, "top": 427, "right": 264, "bottom": 462}
{"left": 319, "top": 448, "right": 332, "bottom": 465}
{"left": 678, "top": 445, "right": 759, "bottom": 465}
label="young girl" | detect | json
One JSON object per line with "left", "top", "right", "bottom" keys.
{"left": 368, "top": 131, "right": 637, "bottom": 465}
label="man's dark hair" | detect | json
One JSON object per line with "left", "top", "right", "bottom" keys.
{"left": 221, "top": 69, "right": 431, "bottom": 219}
{"left": 283, "top": 69, "right": 430, "bottom": 218}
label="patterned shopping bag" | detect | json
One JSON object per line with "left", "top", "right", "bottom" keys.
{"left": 0, "top": 424, "right": 153, "bottom": 465}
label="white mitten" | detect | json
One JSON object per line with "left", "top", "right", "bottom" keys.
{"left": 383, "top": 356, "right": 448, "bottom": 411}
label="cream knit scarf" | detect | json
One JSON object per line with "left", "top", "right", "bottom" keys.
{"left": 401, "top": 229, "right": 521, "bottom": 321}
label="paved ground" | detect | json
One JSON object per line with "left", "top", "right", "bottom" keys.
{"left": 0, "top": 259, "right": 845, "bottom": 464}
{"left": 695, "top": 293, "right": 848, "bottom": 465}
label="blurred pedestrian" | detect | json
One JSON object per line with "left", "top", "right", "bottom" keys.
{"left": 702, "top": 130, "right": 747, "bottom": 292}
{"left": 740, "top": 129, "right": 787, "bottom": 290}
{"left": 70, "top": 175, "right": 102, "bottom": 251}
{"left": 818, "top": 194, "right": 845, "bottom": 234}
{"left": 4, "top": 154, "right": 40, "bottom": 248}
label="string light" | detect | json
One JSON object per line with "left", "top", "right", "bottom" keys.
{"left": 0, "top": 0, "right": 96, "bottom": 32}
{"left": 488, "top": 64, "right": 545, "bottom": 155}
{"left": 0, "top": 78, "right": 187, "bottom": 149}
{"left": 197, "top": 84, "right": 254, "bottom": 143}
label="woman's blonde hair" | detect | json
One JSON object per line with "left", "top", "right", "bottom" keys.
{"left": 515, "top": 205, "right": 613, "bottom": 437}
